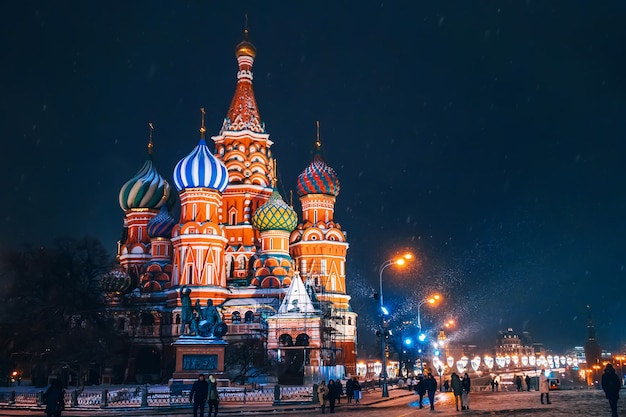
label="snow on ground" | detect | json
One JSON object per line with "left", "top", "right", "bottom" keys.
{"left": 397, "top": 388, "right": 625, "bottom": 416}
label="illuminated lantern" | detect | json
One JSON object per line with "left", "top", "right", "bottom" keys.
{"left": 566, "top": 357, "right": 573, "bottom": 366}
{"left": 560, "top": 356, "right": 566, "bottom": 366}
{"left": 512, "top": 355, "right": 519, "bottom": 365}
{"left": 547, "top": 355, "right": 553, "bottom": 368}
{"left": 432, "top": 356, "right": 441, "bottom": 370}
{"left": 529, "top": 356, "right": 536, "bottom": 366}
{"left": 447, "top": 356, "right": 454, "bottom": 369}
{"left": 484, "top": 356, "right": 494, "bottom": 369}
{"left": 521, "top": 356, "right": 529, "bottom": 366}
{"left": 460, "top": 356, "right": 469, "bottom": 369}
{"left": 504, "top": 355, "right": 511, "bottom": 366}
{"left": 471, "top": 356, "right": 481, "bottom": 372}
{"left": 456, "top": 360, "right": 465, "bottom": 373}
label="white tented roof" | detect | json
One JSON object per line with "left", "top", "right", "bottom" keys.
{"left": 278, "top": 275, "right": 317, "bottom": 314}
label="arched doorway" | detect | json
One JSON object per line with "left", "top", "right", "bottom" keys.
{"left": 277, "top": 333, "right": 306, "bottom": 385}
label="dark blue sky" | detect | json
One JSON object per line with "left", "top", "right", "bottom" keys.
{"left": 2, "top": 1, "right": 626, "bottom": 352}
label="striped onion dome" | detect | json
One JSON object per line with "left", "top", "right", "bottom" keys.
{"left": 296, "top": 153, "right": 340, "bottom": 197}
{"left": 99, "top": 267, "right": 132, "bottom": 294}
{"left": 119, "top": 157, "right": 171, "bottom": 211}
{"left": 252, "top": 188, "right": 298, "bottom": 232}
{"left": 173, "top": 138, "right": 229, "bottom": 192}
{"left": 147, "top": 204, "right": 176, "bottom": 238}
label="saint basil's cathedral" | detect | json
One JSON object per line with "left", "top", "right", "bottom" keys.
{"left": 102, "top": 29, "right": 357, "bottom": 384}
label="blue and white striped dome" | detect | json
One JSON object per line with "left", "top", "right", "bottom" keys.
{"left": 173, "top": 139, "right": 229, "bottom": 192}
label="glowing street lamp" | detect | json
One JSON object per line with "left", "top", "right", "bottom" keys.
{"left": 379, "top": 252, "right": 412, "bottom": 397}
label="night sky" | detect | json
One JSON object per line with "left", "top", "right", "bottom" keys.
{"left": 3, "top": 2, "right": 626, "bottom": 353}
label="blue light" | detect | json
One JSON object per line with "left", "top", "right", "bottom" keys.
{"left": 434, "top": 350, "right": 440, "bottom": 356}
{"left": 418, "top": 333, "right": 426, "bottom": 342}
{"left": 404, "top": 338, "right": 413, "bottom": 346}
{"left": 381, "top": 306, "right": 389, "bottom": 315}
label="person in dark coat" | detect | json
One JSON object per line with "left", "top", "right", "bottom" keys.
{"left": 352, "top": 377, "right": 362, "bottom": 404}
{"left": 416, "top": 374, "right": 427, "bottom": 408}
{"left": 207, "top": 374, "right": 219, "bottom": 417}
{"left": 335, "top": 379, "right": 343, "bottom": 404}
{"left": 450, "top": 372, "right": 463, "bottom": 411}
{"left": 601, "top": 363, "right": 622, "bottom": 417}
{"left": 524, "top": 374, "right": 531, "bottom": 392}
{"left": 345, "top": 377, "right": 354, "bottom": 404}
{"left": 43, "top": 379, "right": 65, "bottom": 417}
{"left": 190, "top": 373, "right": 209, "bottom": 417}
{"left": 424, "top": 373, "right": 438, "bottom": 411}
{"left": 462, "top": 372, "right": 471, "bottom": 410}
{"left": 327, "top": 379, "right": 340, "bottom": 413}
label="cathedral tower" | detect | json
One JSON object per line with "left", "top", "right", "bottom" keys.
{"left": 171, "top": 109, "right": 230, "bottom": 303}
{"left": 211, "top": 29, "right": 274, "bottom": 285}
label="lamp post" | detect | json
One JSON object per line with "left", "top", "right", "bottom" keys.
{"left": 379, "top": 253, "right": 412, "bottom": 398}
{"left": 415, "top": 294, "right": 441, "bottom": 375}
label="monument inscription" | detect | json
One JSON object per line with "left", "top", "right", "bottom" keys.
{"left": 182, "top": 354, "right": 218, "bottom": 371}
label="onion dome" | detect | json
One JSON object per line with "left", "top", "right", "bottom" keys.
{"left": 174, "top": 109, "right": 229, "bottom": 192}
{"left": 119, "top": 124, "right": 171, "bottom": 211}
{"left": 100, "top": 267, "right": 132, "bottom": 294}
{"left": 147, "top": 204, "right": 176, "bottom": 238}
{"left": 252, "top": 188, "right": 298, "bottom": 232}
{"left": 119, "top": 158, "right": 171, "bottom": 210}
{"left": 235, "top": 28, "right": 256, "bottom": 58}
{"left": 296, "top": 152, "right": 340, "bottom": 197}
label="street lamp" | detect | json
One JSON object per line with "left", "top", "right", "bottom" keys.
{"left": 416, "top": 294, "right": 441, "bottom": 331}
{"left": 379, "top": 253, "right": 412, "bottom": 398}
{"left": 415, "top": 294, "right": 441, "bottom": 375}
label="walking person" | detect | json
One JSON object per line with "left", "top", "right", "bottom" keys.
{"left": 317, "top": 380, "right": 329, "bottom": 414}
{"left": 462, "top": 372, "right": 471, "bottom": 410}
{"left": 539, "top": 369, "right": 551, "bottom": 405}
{"left": 43, "top": 379, "right": 65, "bottom": 417}
{"left": 450, "top": 372, "right": 463, "bottom": 411}
{"left": 524, "top": 374, "right": 531, "bottom": 392}
{"left": 416, "top": 374, "right": 427, "bottom": 408}
{"left": 190, "top": 374, "right": 209, "bottom": 417}
{"left": 327, "top": 379, "right": 340, "bottom": 413}
{"left": 345, "top": 377, "right": 354, "bottom": 404}
{"left": 335, "top": 378, "right": 344, "bottom": 405}
{"left": 425, "top": 372, "right": 438, "bottom": 411}
{"left": 601, "top": 363, "right": 622, "bottom": 417}
{"left": 352, "top": 377, "right": 362, "bottom": 404}
{"left": 207, "top": 374, "right": 219, "bottom": 417}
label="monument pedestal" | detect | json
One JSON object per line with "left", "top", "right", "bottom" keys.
{"left": 171, "top": 336, "right": 228, "bottom": 380}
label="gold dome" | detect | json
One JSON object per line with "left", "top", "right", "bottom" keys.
{"left": 235, "top": 29, "right": 256, "bottom": 58}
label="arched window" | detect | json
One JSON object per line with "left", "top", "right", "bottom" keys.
{"left": 295, "top": 334, "right": 310, "bottom": 346}
{"left": 279, "top": 334, "right": 293, "bottom": 347}
{"left": 232, "top": 311, "right": 241, "bottom": 324}
{"left": 348, "top": 317, "right": 352, "bottom": 326}
{"left": 244, "top": 311, "right": 254, "bottom": 323}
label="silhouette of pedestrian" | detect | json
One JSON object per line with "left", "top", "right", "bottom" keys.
{"left": 601, "top": 363, "right": 622, "bottom": 417}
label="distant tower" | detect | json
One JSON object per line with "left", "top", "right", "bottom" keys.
{"left": 211, "top": 27, "right": 274, "bottom": 285}
{"left": 171, "top": 109, "right": 230, "bottom": 303}
{"left": 118, "top": 123, "right": 172, "bottom": 278}
{"left": 584, "top": 305, "right": 602, "bottom": 384}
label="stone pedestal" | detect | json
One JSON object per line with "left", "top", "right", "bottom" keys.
{"left": 171, "top": 336, "right": 228, "bottom": 380}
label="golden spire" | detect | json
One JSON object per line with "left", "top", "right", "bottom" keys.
{"left": 235, "top": 15, "right": 256, "bottom": 58}
{"left": 200, "top": 108, "right": 206, "bottom": 139}
{"left": 315, "top": 120, "right": 322, "bottom": 151}
{"left": 148, "top": 122, "right": 154, "bottom": 155}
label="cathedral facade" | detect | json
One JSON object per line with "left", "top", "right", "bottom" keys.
{"left": 102, "top": 30, "right": 357, "bottom": 384}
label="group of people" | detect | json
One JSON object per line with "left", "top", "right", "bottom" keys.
{"left": 409, "top": 373, "right": 439, "bottom": 410}
{"left": 189, "top": 373, "right": 220, "bottom": 417}
{"left": 450, "top": 372, "right": 471, "bottom": 411}
{"left": 513, "top": 374, "right": 532, "bottom": 391}
{"left": 317, "top": 377, "right": 361, "bottom": 413}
